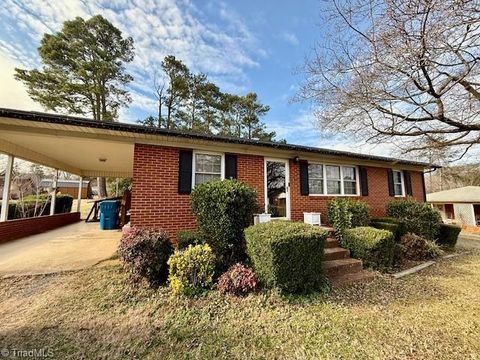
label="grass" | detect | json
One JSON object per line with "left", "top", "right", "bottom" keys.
{"left": 0, "top": 251, "right": 479, "bottom": 359}
{"left": 71, "top": 199, "right": 93, "bottom": 219}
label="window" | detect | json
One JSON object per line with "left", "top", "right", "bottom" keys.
{"left": 326, "top": 165, "right": 341, "bottom": 195}
{"left": 308, "top": 164, "right": 323, "bottom": 194}
{"left": 343, "top": 166, "right": 357, "bottom": 195}
{"left": 393, "top": 170, "right": 404, "bottom": 196}
{"left": 308, "top": 163, "right": 358, "bottom": 196}
{"left": 193, "top": 153, "right": 222, "bottom": 186}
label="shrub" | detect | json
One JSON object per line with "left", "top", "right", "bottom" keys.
{"left": 118, "top": 227, "right": 174, "bottom": 286}
{"left": 245, "top": 221, "right": 328, "bottom": 293}
{"left": 343, "top": 227, "right": 396, "bottom": 270}
{"left": 8, "top": 194, "right": 74, "bottom": 219}
{"left": 217, "top": 263, "right": 258, "bottom": 296}
{"left": 371, "top": 217, "right": 407, "bottom": 238}
{"left": 176, "top": 230, "right": 205, "bottom": 250}
{"left": 191, "top": 179, "right": 257, "bottom": 269}
{"left": 436, "top": 224, "right": 461, "bottom": 250}
{"left": 327, "top": 199, "right": 352, "bottom": 244}
{"left": 386, "top": 198, "right": 442, "bottom": 240}
{"left": 168, "top": 244, "right": 216, "bottom": 297}
{"left": 370, "top": 221, "right": 401, "bottom": 242}
{"left": 399, "top": 233, "right": 443, "bottom": 261}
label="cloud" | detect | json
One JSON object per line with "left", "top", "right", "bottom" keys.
{"left": 0, "top": 0, "right": 262, "bottom": 118}
{"left": 280, "top": 32, "right": 299, "bottom": 46}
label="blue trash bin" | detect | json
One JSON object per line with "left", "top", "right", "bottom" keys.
{"left": 99, "top": 200, "right": 118, "bottom": 230}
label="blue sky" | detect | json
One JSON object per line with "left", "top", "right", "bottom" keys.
{"left": 0, "top": 0, "right": 389, "bottom": 155}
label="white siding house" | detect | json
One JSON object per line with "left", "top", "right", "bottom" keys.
{"left": 427, "top": 186, "right": 480, "bottom": 226}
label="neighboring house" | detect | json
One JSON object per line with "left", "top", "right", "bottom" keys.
{"left": 0, "top": 108, "right": 434, "bottom": 239}
{"left": 40, "top": 179, "right": 91, "bottom": 199}
{"left": 427, "top": 186, "right": 480, "bottom": 226}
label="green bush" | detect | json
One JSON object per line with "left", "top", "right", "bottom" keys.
{"left": 327, "top": 199, "right": 352, "bottom": 244}
{"left": 399, "top": 233, "right": 443, "bottom": 260}
{"left": 191, "top": 179, "right": 257, "bottom": 269}
{"left": 386, "top": 198, "right": 442, "bottom": 240}
{"left": 118, "top": 227, "right": 174, "bottom": 287}
{"left": 245, "top": 221, "right": 328, "bottom": 293}
{"left": 168, "top": 244, "right": 216, "bottom": 297}
{"left": 371, "top": 217, "right": 407, "bottom": 238}
{"left": 436, "top": 224, "right": 461, "bottom": 250}
{"left": 343, "top": 227, "right": 396, "bottom": 270}
{"left": 176, "top": 230, "right": 205, "bottom": 250}
{"left": 370, "top": 221, "right": 401, "bottom": 242}
{"left": 7, "top": 194, "right": 74, "bottom": 219}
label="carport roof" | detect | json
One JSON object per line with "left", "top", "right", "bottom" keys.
{"left": 427, "top": 186, "right": 480, "bottom": 204}
{"left": 0, "top": 107, "right": 436, "bottom": 177}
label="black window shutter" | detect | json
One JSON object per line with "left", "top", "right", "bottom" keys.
{"left": 178, "top": 150, "right": 193, "bottom": 194}
{"left": 387, "top": 169, "right": 395, "bottom": 197}
{"left": 404, "top": 171, "right": 413, "bottom": 196}
{"left": 225, "top": 154, "right": 237, "bottom": 179}
{"left": 299, "top": 160, "right": 309, "bottom": 196}
{"left": 359, "top": 167, "right": 369, "bottom": 196}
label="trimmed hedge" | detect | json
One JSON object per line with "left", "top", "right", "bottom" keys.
{"left": 437, "top": 224, "right": 461, "bottom": 250}
{"left": 191, "top": 179, "right": 257, "bottom": 269}
{"left": 343, "top": 227, "right": 396, "bottom": 270}
{"left": 118, "top": 227, "right": 174, "bottom": 286}
{"left": 370, "top": 221, "right": 400, "bottom": 241}
{"left": 327, "top": 198, "right": 370, "bottom": 244}
{"left": 386, "top": 198, "right": 442, "bottom": 240}
{"left": 245, "top": 221, "right": 328, "bottom": 293}
{"left": 371, "top": 217, "right": 407, "bottom": 238}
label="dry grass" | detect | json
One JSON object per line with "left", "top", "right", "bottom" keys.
{"left": 71, "top": 199, "right": 93, "bottom": 219}
{"left": 0, "top": 251, "right": 479, "bottom": 359}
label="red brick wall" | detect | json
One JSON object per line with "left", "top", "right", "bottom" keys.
{"left": 131, "top": 144, "right": 425, "bottom": 236}
{"left": 289, "top": 160, "right": 425, "bottom": 223}
{"left": 0, "top": 212, "right": 81, "bottom": 244}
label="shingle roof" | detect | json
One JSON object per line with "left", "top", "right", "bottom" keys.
{"left": 0, "top": 107, "right": 437, "bottom": 168}
{"left": 427, "top": 186, "right": 480, "bottom": 203}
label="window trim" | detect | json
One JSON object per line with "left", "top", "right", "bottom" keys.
{"left": 192, "top": 151, "right": 225, "bottom": 188}
{"left": 307, "top": 162, "right": 360, "bottom": 197}
{"left": 392, "top": 169, "right": 405, "bottom": 197}
{"left": 264, "top": 157, "right": 291, "bottom": 220}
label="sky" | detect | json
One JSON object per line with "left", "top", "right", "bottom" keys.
{"left": 0, "top": 0, "right": 393, "bottom": 156}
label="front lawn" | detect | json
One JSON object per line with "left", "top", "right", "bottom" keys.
{"left": 1, "top": 252, "right": 479, "bottom": 359}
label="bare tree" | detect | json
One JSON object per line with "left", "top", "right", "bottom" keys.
{"left": 299, "top": 0, "right": 480, "bottom": 160}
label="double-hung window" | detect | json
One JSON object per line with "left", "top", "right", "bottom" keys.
{"left": 308, "top": 163, "right": 358, "bottom": 196}
{"left": 193, "top": 153, "right": 223, "bottom": 186}
{"left": 392, "top": 170, "right": 404, "bottom": 196}
{"left": 308, "top": 164, "right": 324, "bottom": 195}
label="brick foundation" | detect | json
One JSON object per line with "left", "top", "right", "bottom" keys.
{"left": 0, "top": 212, "right": 81, "bottom": 244}
{"left": 131, "top": 144, "right": 426, "bottom": 239}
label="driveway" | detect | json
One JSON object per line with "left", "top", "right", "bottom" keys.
{"left": 457, "top": 232, "right": 480, "bottom": 250}
{"left": 0, "top": 221, "right": 121, "bottom": 277}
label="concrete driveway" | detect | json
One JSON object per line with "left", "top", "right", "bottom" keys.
{"left": 457, "top": 232, "right": 480, "bottom": 250}
{"left": 0, "top": 221, "right": 121, "bottom": 277}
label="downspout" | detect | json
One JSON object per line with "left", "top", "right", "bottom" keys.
{"left": 422, "top": 166, "right": 440, "bottom": 203}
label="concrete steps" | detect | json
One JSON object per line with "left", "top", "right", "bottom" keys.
{"left": 322, "top": 233, "right": 375, "bottom": 288}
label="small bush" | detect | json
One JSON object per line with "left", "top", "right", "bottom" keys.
{"left": 371, "top": 217, "right": 407, "bottom": 238}
{"left": 437, "top": 224, "right": 461, "bottom": 250}
{"left": 245, "top": 221, "right": 328, "bottom": 293}
{"left": 118, "top": 228, "right": 174, "bottom": 286}
{"left": 327, "top": 199, "right": 352, "bottom": 244}
{"left": 343, "top": 227, "right": 396, "bottom": 270}
{"left": 370, "top": 221, "right": 401, "bottom": 242}
{"left": 400, "top": 233, "right": 443, "bottom": 261}
{"left": 168, "top": 244, "right": 216, "bottom": 297}
{"left": 217, "top": 263, "right": 258, "bottom": 296}
{"left": 8, "top": 194, "right": 74, "bottom": 219}
{"left": 176, "top": 230, "right": 204, "bottom": 250}
{"left": 386, "top": 198, "right": 442, "bottom": 240}
{"left": 191, "top": 179, "right": 257, "bottom": 269}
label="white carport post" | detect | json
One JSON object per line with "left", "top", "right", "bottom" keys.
{"left": 76, "top": 177, "right": 83, "bottom": 213}
{"left": 0, "top": 154, "right": 14, "bottom": 222}
{"left": 50, "top": 169, "right": 58, "bottom": 216}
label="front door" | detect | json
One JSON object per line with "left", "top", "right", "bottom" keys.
{"left": 264, "top": 158, "right": 290, "bottom": 219}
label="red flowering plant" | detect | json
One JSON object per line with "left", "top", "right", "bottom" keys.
{"left": 217, "top": 263, "right": 258, "bottom": 296}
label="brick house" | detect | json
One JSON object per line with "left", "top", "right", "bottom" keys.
{"left": 0, "top": 108, "right": 433, "bottom": 241}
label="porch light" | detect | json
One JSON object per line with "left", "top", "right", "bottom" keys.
{"left": 99, "top": 158, "right": 107, "bottom": 162}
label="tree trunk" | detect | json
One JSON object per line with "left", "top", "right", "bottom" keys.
{"left": 97, "top": 177, "right": 108, "bottom": 198}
